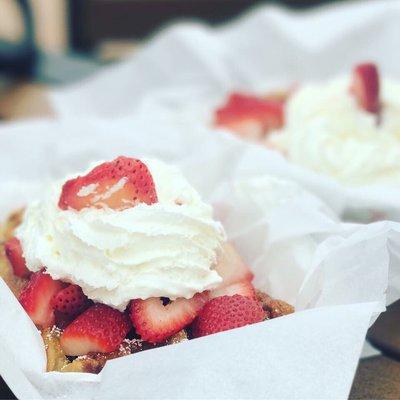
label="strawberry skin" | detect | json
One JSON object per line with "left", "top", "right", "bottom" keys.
{"left": 4, "top": 237, "right": 31, "bottom": 278}
{"left": 215, "top": 93, "right": 284, "bottom": 139}
{"left": 352, "top": 63, "right": 380, "bottom": 114}
{"left": 210, "top": 280, "right": 256, "bottom": 300}
{"left": 130, "top": 293, "right": 208, "bottom": 344}
{"left": 58, "top": 156, "right": 158, "bottom": 211}
{"left": 214, "top": 243, "right": 254, "bottom": 288}
{"left": 192, "top": 294, "right": 265, "bottom": 338}
{"left": 19, "top": 271, "right": 64, "bottom": 328}
{"left": 60, "top": 304, "right": 131, "bottom": 356}
{"left": 51, "top": 284, "right": 90, "bottom": 316}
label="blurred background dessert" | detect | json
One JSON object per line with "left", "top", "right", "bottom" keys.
{"left": 268, "top": 63, "right": 400, "bottom": 187}
{"left": 216, "top": 63, "right": 400, "bottom": 187}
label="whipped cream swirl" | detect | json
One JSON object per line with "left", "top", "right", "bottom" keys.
{"left": 17, "top": 158, "right": 225, "bottom": 310}
{"left": 269, "top": 77, "right": 400, "bottom": 186}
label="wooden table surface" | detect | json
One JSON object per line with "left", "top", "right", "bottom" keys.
{"left": 1, "top": 82, "right": 400, "bottom": 400}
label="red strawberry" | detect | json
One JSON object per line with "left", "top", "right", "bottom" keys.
{"left": 351, "top": 63, "right": 380, "bottom": 114}
{"left": 4, "top": 237, "right": 30, "bottom": 278}
{"left": 60, "top": 304, "right": 131, "bottom": 356}
{"left": 192, "top": 294, "right": 265, "bottom": 338}
{"left": 214, "top": 93, "right": 284, "bottom": 140}
{"left": 19, "top": 271, "right": 64, "bottom": 328}
{"left": 210, "top": 280, "right": 256, "bottom": 300}
{"left": 58, "top": 156, "right": 158, "bottom": 211}
{"left": 51, "top": 284, "right": 90, "bottom": 316}
{"left": 215, "top": 243, "right": 254, "bottom": 288}
{"left": 130, "top": 293, "right": 208, "bottom": 344}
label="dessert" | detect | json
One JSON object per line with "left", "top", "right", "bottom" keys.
{"left": 215, "top": 63, "right": 400, "bottom": 186}
{"left": 214, "top": 92, "right": 287, "bottom": 141}
{"left": 0, "top": 156, "right": 293, "bottom": 374}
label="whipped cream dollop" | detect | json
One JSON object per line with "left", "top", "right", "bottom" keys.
{"left": 17, "top": 158, "right": 225, "bottom": 310}
{"left": 269, "top": 77, "right": 400, "bottom": 186}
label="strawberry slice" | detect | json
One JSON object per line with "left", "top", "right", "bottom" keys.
{"left": 210, "top": 280, "right": 256, "bottom": 300}
{"left": 351, "top": 63, "right": 380, "bottom": 114}
{"left": 19, "top": 271, "right": 64, "bottom": 328}
{"left": 214, "top": 93, "right": 284, "bottom": 140}
{"left": 4, "top": 237, "right": 30, "bottom": 278}
{"left": 58, "top": 156, "right": 158, "bottom": 211}
{"left": 214, "top": 243, "right": 254, "bottom": 288}
{"left": 60, "top": 304, "right": 131, "bottom": 356}
{"left": 130, "top": 293, "right": 208, "bottom": 344}
{"left": 51, "top": 284, "right": 90, "bottom": 317}
{"left": 192, "top": 294, "right": 266, "bottom": 338}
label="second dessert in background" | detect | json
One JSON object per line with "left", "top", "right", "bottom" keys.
{"left": 215, "top": 63, "right": 400, "bottom": 187}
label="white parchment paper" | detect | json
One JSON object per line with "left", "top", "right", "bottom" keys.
{"left": 0, "top": 116, "right": 400, "bottom": 399}
{"left": 49, "top": 0, "right": 400, "bottom": 221}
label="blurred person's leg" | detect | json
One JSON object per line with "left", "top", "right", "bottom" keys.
{"left": 0, "top": 0, "right": 36, "bottom": 78}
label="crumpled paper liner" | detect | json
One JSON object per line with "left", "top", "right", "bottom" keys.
{"left": 49, "top": 0, "right": 400, "bottom": 222}
{"left": 0, "top": 116, "right": 399, "bottom": 399}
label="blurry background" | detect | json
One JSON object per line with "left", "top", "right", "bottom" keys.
{"left": 0, "top": 0, "right": 348, "bottom": 119}
{"left": 0, "top": 0, "right": 346, "bottom": 83}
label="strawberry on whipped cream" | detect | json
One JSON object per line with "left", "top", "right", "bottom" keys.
{"left": 268, "top": 63, "right": 400, "bottom": 186}
{"left": 17, "top": 157, "right": 225, "bottom": 311}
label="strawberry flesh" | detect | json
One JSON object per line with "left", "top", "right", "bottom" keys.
{"left": 19, "top": 271, "right": 65, "bottom": 328}
{"left": 130, "top": 293, "right": 208, "bottom": 344}
{"left": 4, "top": 237, "right": 31, "bottom": 278}
{"left": 60, "top": 304, "right": 131, "bottom": 356}
{"left": 351, "top": 63, "right": 380, "bottom": 114}
{"left": 52, "top": 284, "right": 90, "bottom": 317}
{"left": 192, "top": 294, "right": 265, "bottom": 338}
{"left": 58, "top": 156, "right": 158, "bottom": 211}
{"left": 210, "top": 280, "right": 256, "bottom": 300}
{"left": 215, "top": 93, "right": 285, "bottom": 139}
{"left": 214, "top": 243, "right": 254, "bottom": 288}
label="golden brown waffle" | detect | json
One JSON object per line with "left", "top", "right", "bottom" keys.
{"left": 256, "top": 290, "right": 295, "bottom": 318}
{"left": 62, "top": 338, "right": 161, "bottom": 373}
{"left": 42, "top": 327, "right": 69, "bottom": 372}
{"left": 42, "top": 324, "right": 188, "bottom": 373}
{"left": 0, "top": 209, "right": 28, "bottom": 297}
{"left": 1, "top": 209, "right": 24, "bottom": 241}
{"left": 167, "top": 329, "right": 188, "bottom": 344}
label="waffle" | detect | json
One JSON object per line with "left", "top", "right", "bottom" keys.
{"left": 0, "top": 209, "right": 28, "bottom": 297}
{"left": 256, "top": 291, "right": 294, "bottom": 319}
{"left": 60, "top": 337, "right": 162, "bottom": 373}
{"left": 1, "top": 210, "right": 294, "bottom": 374}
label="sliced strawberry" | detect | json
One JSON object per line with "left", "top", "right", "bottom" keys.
{"left": 58, "top": 156, "right": 158, "bottom": 211}
{"left": 210, "top": 280, "right": 256, "bottom": 300}
{"left": 351, "top": 63, "right": 380, "bottom": 114}
{"left": 214, "top": 93, "right": 284, "bottom": 140}
{"left": 214, "top": 243, "right": 254, "bottom": 288}
{"left": 60, "top": 304, "right": 131, "bottom": 356}
{"left": 130, "top": 293, "right": 208, "bottom": 344}
{"left": 19, "top": 271, "right": 64, "bottom": 328}
{"left": 51, "top": 284, "right": 90, "bottom": 316}
{"left": 4, "top": 237, "right": 30, "bottom": 278}
{"left": 192, "top": 294, "right": 265, "bottom": 338}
